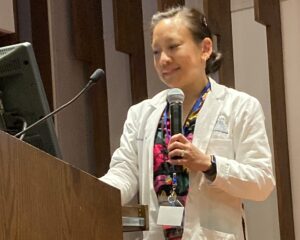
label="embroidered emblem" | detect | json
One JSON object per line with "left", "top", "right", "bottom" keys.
{"left": 213, "top": 115, "right": 229, "bottom": 134}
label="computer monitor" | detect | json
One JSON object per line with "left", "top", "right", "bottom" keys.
{"left": 0, "top": 42, "right": 62, "bottom": 158}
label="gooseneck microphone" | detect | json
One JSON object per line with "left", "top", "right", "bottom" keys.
{"left": 167, "top": 88, "right": 185, "bottom": 136}
{"left": 15, "top": 68, "right": 105, "bottom": 138}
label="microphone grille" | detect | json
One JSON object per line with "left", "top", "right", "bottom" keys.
{"left": 167, "top": 88, "right": 185, "bottom": 104}
{"left": 90, "top": 69, "right": 105, "bottom": 83}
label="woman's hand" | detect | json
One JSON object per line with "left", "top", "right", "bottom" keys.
{"left": 168, "top": 133, "right": 211, "bottom": 172}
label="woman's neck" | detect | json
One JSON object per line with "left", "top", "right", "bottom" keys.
{"left": 182, "top": 76, "right": 208, "bottom": 121}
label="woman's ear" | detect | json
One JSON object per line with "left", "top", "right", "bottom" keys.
{"left": 200, "top": 37, "right": 213, "bottom": 61}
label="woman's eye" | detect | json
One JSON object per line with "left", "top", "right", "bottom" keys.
{"left": 169, "top": 44, "right": 179, "bottom": 50}
{"left": 153, "top": 50, "right": 160, "bottom": 55}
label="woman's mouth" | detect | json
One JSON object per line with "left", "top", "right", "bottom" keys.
{"left": 161, "top": 67, "right": 180, "bottom": 77}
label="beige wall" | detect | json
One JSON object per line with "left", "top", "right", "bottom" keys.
{"left": 281, "top": 0, "right": 300, "bottom": 239}
{"left": 0, "top": 0, "right": 15, "bottom": 33}
{"left": 47, "top": 0, "right": 96, "bottom": 173}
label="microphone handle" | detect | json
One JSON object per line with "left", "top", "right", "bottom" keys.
{"left": 14, "top": 79, "right": 95, "bottom": 138}
{"left": 170, "top": 102, "right": 183, "bottom": 161}
{"left": 170, "top": 102, "right": 183, "bottom": 135}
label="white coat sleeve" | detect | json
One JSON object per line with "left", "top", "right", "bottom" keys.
{"left": 208, "top": 97, "right": 275, "bottom": 201}
{"left": 99, "top": 106, "right": 139, "bottom": 205}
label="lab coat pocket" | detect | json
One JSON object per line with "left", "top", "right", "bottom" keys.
{"left": 207, "top": 138, "right": 234, "bottom": 160}
{"left": 191, "top": 226, "right": 236, "bottom": 240}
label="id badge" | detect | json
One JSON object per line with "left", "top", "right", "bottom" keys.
{"left": 157, "top": 206, "right": 184, "bottom": 226}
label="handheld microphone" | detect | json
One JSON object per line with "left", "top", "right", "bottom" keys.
{"left": 167, "top": 88, "right": 185, "bottom": 136}
{"left": 167, "top": 88, "right": 184, "bottom": 161}
{"left": 14, "top": 68, "right": 105, "bottom": 138}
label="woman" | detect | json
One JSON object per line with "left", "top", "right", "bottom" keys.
{"left": 100, "top": 6, "right": 275, "bottom": 240}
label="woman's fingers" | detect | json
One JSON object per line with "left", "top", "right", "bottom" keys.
{"left": 168, "top": 140, "right": 185, "bottom": 152}
{"left": 167, "top": 135, "right": 211, "bottom": 171}
{"left": 168, "top": 148, "right": 186, "bottom": 160}
{"left": 167, "top": 133, "right": 191, "bottom": 161}
{"left": 168, "top": 133, "right": 189, "bottom": 144}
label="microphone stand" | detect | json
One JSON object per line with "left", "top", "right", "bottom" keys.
{"left": 15, "top": 69, "right": 104, "bottom": 138}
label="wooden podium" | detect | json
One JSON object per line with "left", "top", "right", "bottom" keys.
{"left": 0, "top": 131, "right": 146, "bottom": 239}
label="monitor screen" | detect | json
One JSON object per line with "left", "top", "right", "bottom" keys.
{"left": 0, "top": 42, "right": 62, "bottom": 158}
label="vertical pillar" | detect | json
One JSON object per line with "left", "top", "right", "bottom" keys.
{"left": 254, "top": 0, "right": 295, "bottom": 239}
{"left": 72, "top": 0, "right": 110, "bottom": 176}
{"left": 113, "top": 0, "right": 148, "bottom": 104}
{"left": 203, "top": 0, "right": 235, "bottom": 88}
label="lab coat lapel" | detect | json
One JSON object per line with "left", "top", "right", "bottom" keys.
{"left": 192, "top": 80, "right": 226, "bottom": 153}
{"left": 141, "top": 92, "right": 167, "bottom": 207}
{"left": 143, "top": 92, "right": 167, "bottom": 143}
{"left": 142, "top": 91, "right": 167, "bottom": 174}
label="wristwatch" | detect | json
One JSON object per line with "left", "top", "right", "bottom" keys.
{"left": 203, "top": 155, "right": 217, "bottom": 180}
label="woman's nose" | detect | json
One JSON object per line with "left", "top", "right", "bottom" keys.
{"left": 159, "top": 51, "right": 171, "bottom": 65}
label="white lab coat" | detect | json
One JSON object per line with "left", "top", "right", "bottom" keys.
{"left": 100, "top": 79, "right": 275, "bottom": 240}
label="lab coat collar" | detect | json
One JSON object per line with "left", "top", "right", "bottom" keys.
{"left": 209, "top": 78, "right": 227, "bottom": 100}
{"left": 192, "top": 78, "right": 226, "bottom": 153}
{"left": 148, "top": 78, "right": 226, "bottom": 108}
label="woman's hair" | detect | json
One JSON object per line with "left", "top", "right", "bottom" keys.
{"left": 151, "top": 6, "right": 222, "bottom": 75}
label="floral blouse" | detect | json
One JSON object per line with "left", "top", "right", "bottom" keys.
{"left": 153, "top": 82, "right": 211, "bottom": 239}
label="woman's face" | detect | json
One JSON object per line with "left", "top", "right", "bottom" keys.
{"left": 151, "top": 17, "right": 209, "bottom": 90}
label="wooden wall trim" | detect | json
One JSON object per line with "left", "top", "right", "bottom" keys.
{"left": 203, "top": 0, "right": 235, "bottom": 88}
{"left": 72, "top": 0, "right": 110, "bottom": 177}
{"left": 29, "top": 0, "right": 53, "bottom": 109}
{"left": 254, "top": 0, "right": 295, "bottom": 239}
{"left": 0, "top": 33, "right": 18, "bottom": 47}
{"left": 112, "top": 0, "right": 148, "bottom": 104}
{"left": 157, "top": 0, "right": 185, "bottom": 11}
